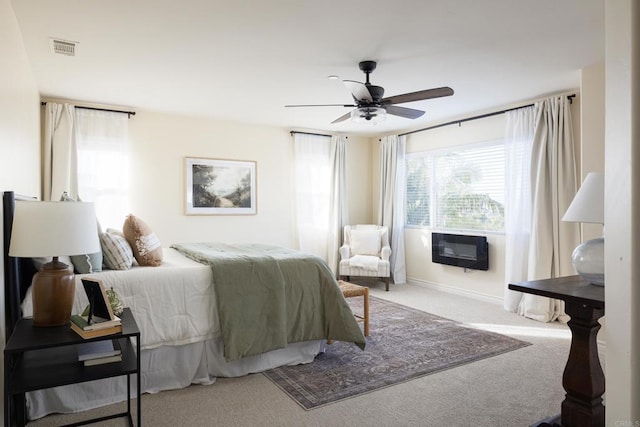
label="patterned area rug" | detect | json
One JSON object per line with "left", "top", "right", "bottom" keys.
{"left": 263, "top": 295, "right": 530, "bottom": 410}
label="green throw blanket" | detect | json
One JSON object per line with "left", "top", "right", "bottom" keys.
{"left": 171, "top": 243, "right": 366, "bottom": 361}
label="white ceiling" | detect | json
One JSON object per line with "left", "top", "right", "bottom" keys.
{"left": 11, "top": 0, "right": 604, "bottom": 136}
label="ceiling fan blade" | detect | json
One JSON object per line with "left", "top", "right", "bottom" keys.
{"left": 343, "top": 80, "right": 373, "bottom": 102}
{"left": 331, "top": 111, "right": 352, "bottom": 124}
{"left": 382, "top": 86, "right": 454, "bottom": 105}
{"left": 384, "top": 105, "right": 425, "bottom": 120}
{"left": 285, "top": 104, "right": 355, "bottom": 108}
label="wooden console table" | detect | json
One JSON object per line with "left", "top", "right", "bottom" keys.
{"left": 509, "top": 276, "right": 604, "bottom": 427}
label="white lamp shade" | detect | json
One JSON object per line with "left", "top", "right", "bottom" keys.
{"left": 562, "top": 172, "right": 604, "bottom": 224}
{"left": 9, "top": 201, "right": 100, "bottom": 257}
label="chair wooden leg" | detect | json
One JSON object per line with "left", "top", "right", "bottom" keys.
{"left": 383, "top": 277, "right": 390, "bottom": 291}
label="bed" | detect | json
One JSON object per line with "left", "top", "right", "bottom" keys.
{"left": 2, "top": 191, "right": 366, "bottom": 421}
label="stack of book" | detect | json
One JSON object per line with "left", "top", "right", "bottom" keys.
{"left": 70, "top": 314, "right": 122, "bottom": 339}
{"left": 77, "top": 340, "right": 122, "bottom": 366}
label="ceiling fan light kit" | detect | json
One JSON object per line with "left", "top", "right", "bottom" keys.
{"left": 351, "top": 107, "right": 386, "bottom": 124}
{"left": 286, "top": 60, "right": 454, "bottom": 125}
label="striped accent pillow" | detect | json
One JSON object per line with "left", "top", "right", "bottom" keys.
{"left": 100, "top": 231, "right": 133, "bottom": 270}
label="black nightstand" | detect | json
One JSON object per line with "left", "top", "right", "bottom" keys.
{"left": 3, "top": 307, "right": 141, "bottom": 427}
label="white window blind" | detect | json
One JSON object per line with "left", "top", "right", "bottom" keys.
{"left": 406, "top": 155, "right": 432, "bottom": 227}
{"left": 406, "top": 140, "right": 505, "bottom": 232}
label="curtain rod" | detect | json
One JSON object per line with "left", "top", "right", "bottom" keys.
{"left": 399, "top": 94, "right": 575, "bottom": 137}
{"left": 289, "top": 130, "right": 347, "bottom": 139}
{"left": 40, "top": 101, "right": 136, "bottom": 118}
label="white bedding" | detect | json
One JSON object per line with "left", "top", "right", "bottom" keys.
{"left": 21, "top": 247, "right": 325, "bottom": 420}
{"left": 22, "top": 248, "right": 219, "bottom": 350}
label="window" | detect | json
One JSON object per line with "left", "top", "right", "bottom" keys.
{"left": 75, "top": 109, "right": 130, "bottom": 230}
{"left": 406, "top": 140, "right": 505, "bottom": 232}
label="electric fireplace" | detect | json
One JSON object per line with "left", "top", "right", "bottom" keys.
{"left": 432, "top": 233, "right": 489, "bottom": 271}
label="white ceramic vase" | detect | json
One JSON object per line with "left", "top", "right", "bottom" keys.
{"left": 572, "top": 237, "right": 604, "bottom": 286}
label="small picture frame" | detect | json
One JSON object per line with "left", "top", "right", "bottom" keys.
{"left": 184, "top": 157, "right": 257, "bottom": 215}
{"left": 81, "top": 278, "right": 116, "bottom": 324}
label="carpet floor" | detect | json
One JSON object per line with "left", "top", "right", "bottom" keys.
{"left": 263, "top": 295, "right": 531, "bottom": 410}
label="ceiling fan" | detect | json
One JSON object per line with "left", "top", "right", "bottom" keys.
{"left": 286, "top": 60, "right": 454, "bottom": 124}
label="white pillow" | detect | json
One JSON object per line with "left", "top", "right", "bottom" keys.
{"left": 355, "top": 224, "right": 379, "bottom": 230}
{"left": 349, "top": 229, "right": 381, "bottom": 256}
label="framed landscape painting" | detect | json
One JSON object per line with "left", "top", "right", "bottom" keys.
{"left": 185, "top": 157, "right": 257, "bottom": 215}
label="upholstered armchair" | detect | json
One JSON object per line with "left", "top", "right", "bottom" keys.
{"left": 338, "top": 224, "right": 392, "bottom": 291}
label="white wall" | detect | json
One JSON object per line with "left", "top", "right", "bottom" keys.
{"left": 604, "top": 0, "right": 640, "bottom": 421}
{"left": 402, "top": 114, "right": 506, "bottom": 299}
{"left": 347, "top": 136, "right": 374, "bottom": 225}
{"left": 580, "top": 62, "right": 606, "bottom": 242}
{"left": 0, "top": 0, "right": 40, "bottom": 196}
{"left": 0, "top": 0, "right": 41, "bottom": 419}
{"left": 127, "top": 110, "right": 372, "bottom": 248}
{"left": 401, "top": 98, "right": 581, "bottom": 300}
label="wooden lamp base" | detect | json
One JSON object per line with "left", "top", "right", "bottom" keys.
{"left": 32, "top": 259, "right": 75, "bottom": 327}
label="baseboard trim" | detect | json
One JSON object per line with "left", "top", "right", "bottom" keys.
{"left": 406, "top": 277, "right": 504, "bottom": 306}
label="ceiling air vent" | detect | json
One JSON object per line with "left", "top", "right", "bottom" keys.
{"left": 50, "top": 38, "right": 77, "bottom": 56}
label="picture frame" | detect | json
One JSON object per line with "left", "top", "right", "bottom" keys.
{"left": 184, "top": 157, "right": 257, "bottom": 215}
{"left": 81, "top": 278, "right": 116, "bottom": 323}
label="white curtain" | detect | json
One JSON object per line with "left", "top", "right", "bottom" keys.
{"left": 327, "top": 136, "right": 349, "bottom": 274}
{"left": 504, "top": 106, "right": 535, "bottom": 312}
{"left": 377, "top": 135, "right": 407, "bottom": 284}
{"left": 75, "top": 108, "right": 130, "bottom": 229}
{"left": 504, "top": 96, "right": 579, "bottom": 322}
{"left": 293, "top": 133, "right": 331, "bottom": 259}
{"left": 43, "top": 103, "right": 78, "bottom": 201}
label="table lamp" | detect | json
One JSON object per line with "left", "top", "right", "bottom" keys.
{"left": 562, "top": 172, "right": 605, "bottom": 286}
{"left": 9, "top": 201, "right": 100, "bottom": 326}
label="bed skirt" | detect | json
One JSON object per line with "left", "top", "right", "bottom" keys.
{"left": 27, "top": 337, "right": 324, "bottom": 420}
